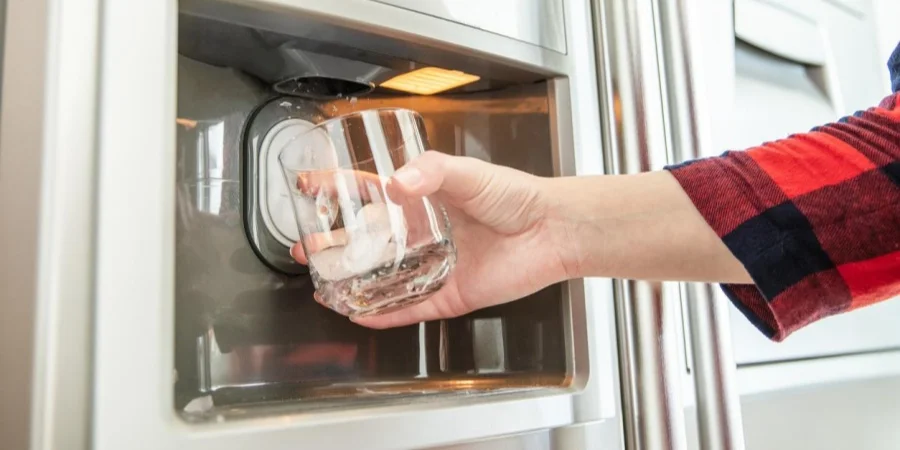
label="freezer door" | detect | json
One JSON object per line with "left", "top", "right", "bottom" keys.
{"left": 90, "top": 1, "right": 616, "bottom": 449}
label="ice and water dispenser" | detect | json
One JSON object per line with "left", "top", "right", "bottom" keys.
{"left": 172, "top": 2, "right": 590, "bottom": 420}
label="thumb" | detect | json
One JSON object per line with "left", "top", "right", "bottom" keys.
{"left": 388, "top": 151, "right": 490, "bottom": 203}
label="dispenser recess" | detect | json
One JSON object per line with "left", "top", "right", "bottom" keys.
{"left": 173, "top": 4, "right": 583, "bottom": 422}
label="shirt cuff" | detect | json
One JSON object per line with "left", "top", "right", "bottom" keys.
{"left": 664, "top": 157, "right": 809, "bottom": 342}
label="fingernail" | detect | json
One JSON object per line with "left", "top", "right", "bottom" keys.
{"left": 393, "top": 167, "right": 422, "bottom": 188}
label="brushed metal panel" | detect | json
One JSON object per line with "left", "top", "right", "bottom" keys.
{"left": 374, "top": 0, "right": 566, "bottom": 53}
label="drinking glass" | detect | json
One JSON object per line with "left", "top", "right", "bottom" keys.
{"left": 278, "top": 108, "right": 456, "bottom": 317}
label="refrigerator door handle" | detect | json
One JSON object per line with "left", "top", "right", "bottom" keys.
{"left": 656, "top": 0, "right": 747, "bottom": 449}
{"left": 593, "top": 0, "right": 689, "bottom": 449}
{"left": 616, "top": 280, "right": 690, "bottom": 450}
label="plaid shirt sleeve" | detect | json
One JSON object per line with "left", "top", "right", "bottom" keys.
{"left": 665, "top": 44, "right": 900, "bottom": 342}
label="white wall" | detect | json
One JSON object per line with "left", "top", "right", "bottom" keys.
{"left": 686, "top": 376, "right": 900, "bottom": 450}
{"left": 740, "top": 376, "right": 900, "bottom": 450}
{"left": 873, "top": 0, "right": 900, "bottom": 71}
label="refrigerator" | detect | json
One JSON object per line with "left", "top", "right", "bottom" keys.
{"left": 2, "top": 0, "right": 897, "bottom": 449}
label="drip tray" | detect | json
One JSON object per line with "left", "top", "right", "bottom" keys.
{"left": 181, "top": 375, "right": 570, "bottom": 422}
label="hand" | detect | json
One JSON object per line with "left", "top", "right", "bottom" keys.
{"left": 290, "top": 151, "right": 572, "bottom": 328}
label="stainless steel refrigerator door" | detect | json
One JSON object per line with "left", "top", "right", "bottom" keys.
{"left": 90, "top": 1, "right": 616, "bottom": 449}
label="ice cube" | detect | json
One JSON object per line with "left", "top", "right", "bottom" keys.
{"left": 309, "top": 245, "right": 355, "bottom": 281}
{"left": 341, "top": 229, "right": 395, "bottom": 274}
{"left": 337, "top": 202, "right": 408, "bottom": 275}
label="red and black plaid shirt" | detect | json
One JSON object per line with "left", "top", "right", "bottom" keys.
{"left": 667, "top": 43, "right": 900, "bottom": 342}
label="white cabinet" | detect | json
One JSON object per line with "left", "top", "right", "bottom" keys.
{"left": 724, "top": 0, "right": 900, "bottom": 369}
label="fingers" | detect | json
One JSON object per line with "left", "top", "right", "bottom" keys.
{"left": 293, "top": 169, "right": 388, "bottom": 203}
{"left": 388, "top": 151, "right": 491, "bottom": 203}
{"left": 291, "top": 152, "right": 493, "bottom": 209}
{"left": 290, "top": 228, "right": 349, "bottom": 265}
{"left": 290, "top": 244, "right": 308, "bottom": 265}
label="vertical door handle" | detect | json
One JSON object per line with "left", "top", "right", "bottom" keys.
{"left": 593, "top": 0, "right": 689, "bottom": 449}
{"left": 655, "top": 0, "right": 747, "bottom": 449}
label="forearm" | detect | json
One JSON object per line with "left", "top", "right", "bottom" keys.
{"left": 543, "top": 171, "right": 751, "bottom": 284}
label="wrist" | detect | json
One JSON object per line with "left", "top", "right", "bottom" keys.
{"left": 537, "top": 176, "right": 598, "bottom": 281}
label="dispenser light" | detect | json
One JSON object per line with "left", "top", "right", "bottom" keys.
{"left": 379, "top": 67, "right": 480, "bottom": 95}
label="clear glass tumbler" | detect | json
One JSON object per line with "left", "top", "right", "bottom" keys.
{"left": 278, "top": 108, "right": 456, "bottom": 317}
